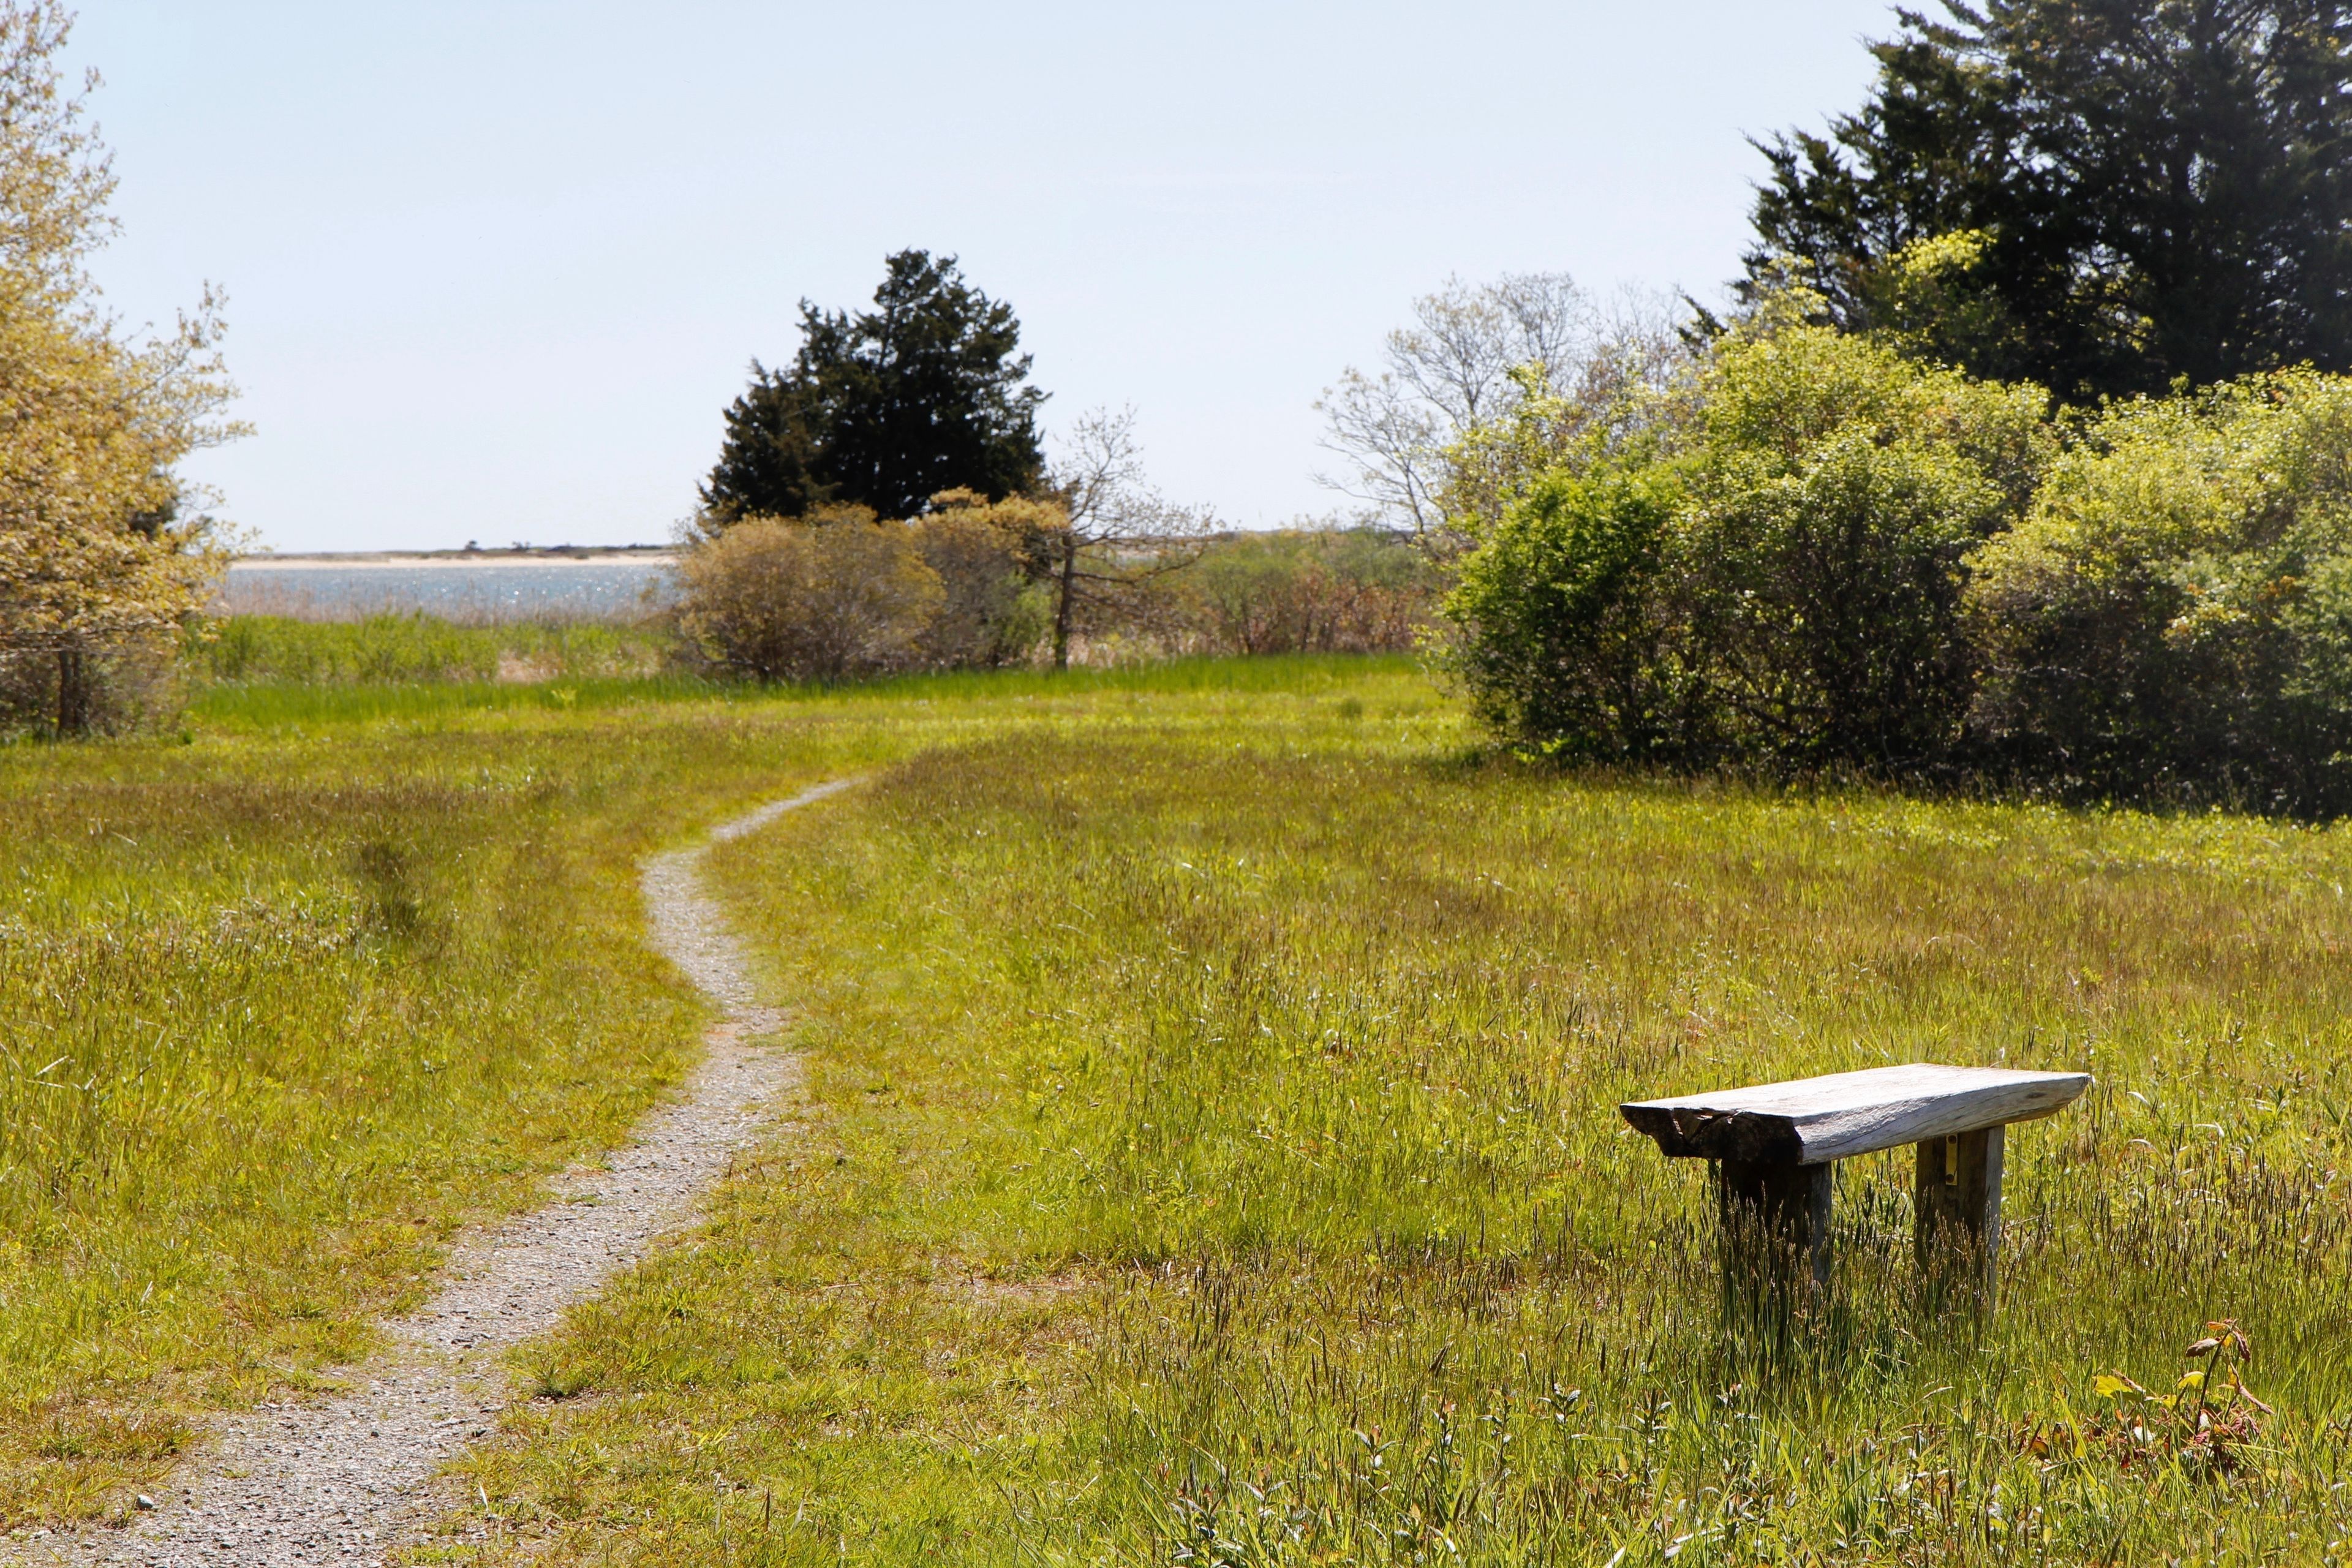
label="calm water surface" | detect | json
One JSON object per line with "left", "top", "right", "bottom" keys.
{"left": 222, "top": 560, "right": 676, "bottom": 620}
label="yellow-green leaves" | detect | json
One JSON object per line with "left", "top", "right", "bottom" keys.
{"left": 0, "top": 2, "right": 244, "bottom": 730}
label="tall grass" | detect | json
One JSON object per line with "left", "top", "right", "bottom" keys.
{"left": 0, "top": 658, "right": 1433, "bottom": 1530}
{"left": 181, "top": 650, "right": 1421, "bottom": 733}
{"left": 24, "top": 655, "right": 2348, "bottom": 1560}
{"left": 189, "top": 613, "right": 668, "bottom": 688}
{"left": 0, "top": 696, "right": 872, "bottom": 1526}
{"left": 449, "top": 696, "right": 2352, "bottom": 1564}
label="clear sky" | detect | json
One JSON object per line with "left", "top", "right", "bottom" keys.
{"left": 71, "top": 2, "right": 1899, "bottom": 552}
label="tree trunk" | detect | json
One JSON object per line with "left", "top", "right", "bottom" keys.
{"left": 1052, "top": 533, "right": 1078, "bottom": 671}
{"left": 56, "top": 646, "right": 91, "bottom": 736}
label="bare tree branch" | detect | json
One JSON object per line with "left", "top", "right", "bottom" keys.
{"left": 1316, "top": 273, "right": 1687, "bottom": 559}
{"left": 1041, "top": 407, "right": 1211, "bottom": 668}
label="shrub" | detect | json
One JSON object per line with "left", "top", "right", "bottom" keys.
{"left": 1446, "top": 322, "right": 2049, "bottom": 771}
{"left": 675, "top": 516, "right": 941, "bottom": 681}
{"left": 1969, "top": 372, "right": 2352, "bottom": 811}
{"left": 0, "top": 630, "right": 180, "bottom": 738}
{"left": 1673, "top": 426, "right": 2014, "bottom": 771}
{"left": 914, "top": 490, "right": 1055, "bottom": 667}
{"left": 1445, "top": 467, "right": 1690, "bottom": 759}
{"left": 1183, "top": 530, "right": 1434, "bottom": 655}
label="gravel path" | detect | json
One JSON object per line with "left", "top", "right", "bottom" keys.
{"left": 6, "top": 779, "right": 858, "bottom": 1567}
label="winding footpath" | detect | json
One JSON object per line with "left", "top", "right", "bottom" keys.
{"left": 8, "top": 779, "right": 858, "bottom": 1567}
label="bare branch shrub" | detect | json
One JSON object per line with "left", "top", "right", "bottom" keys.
{"left": 1182, "top": 529, "right": 1434, "bottom": 655}
{"left": 674, "top": 516, "right": 942, "bottom": 681}
{"left": 1041, "top": 407, "right": 1210, "bottom": 666}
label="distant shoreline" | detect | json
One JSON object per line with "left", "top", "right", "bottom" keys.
{"left": 232, "top": 547, "right": 678, "bottom": 570}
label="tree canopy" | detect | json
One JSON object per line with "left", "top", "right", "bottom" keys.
{"left": 1747, "top": 0, "right": 2352, "bottom": 402}
{"left": 702, "top": 250, "right": 1047, "bottom": 524}
{"left": 0, "top": 0, "right": 243, "bottom": 732}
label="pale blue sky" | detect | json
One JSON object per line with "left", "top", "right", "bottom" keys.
{"left": 72, "top": 2, "right": 1897, "bottom": 552}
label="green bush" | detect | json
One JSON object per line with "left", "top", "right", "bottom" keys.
{"left": 1970, "top": 371, "right": 2352, "bottom": 811}
{"left": 1447, "top": 322, "right": 2049, "bottom": 771}
{"left": 1446, "top": 467, "right": 1687, "bottom": 758}
{"left": 1181, "top": 529, "right": 1433, "bottom": 656}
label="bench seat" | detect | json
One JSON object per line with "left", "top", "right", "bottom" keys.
{"left": 1621, "top": 1063, "right": 2091, "bottom": 1166}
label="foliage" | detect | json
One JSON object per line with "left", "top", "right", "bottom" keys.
{"left": 1180, "top": 527, "right": 1434, "bottom": 655}
{"left": 1447, "top": 319, "right": 2051, "bottom": 771}
{"left": 912, "top": 488, "right": 1055, "bottom": 668}
{"left": 674, "top": 514, "right": 943, "bottom": 681}
{"left": 0, "top": 2, "right": 244, "bottom": 734}
{"left": 700, "top": 251, "right": 1046, "bottom": 526}
{"left": 442, "top": 699, "right": 2352, "bottom": 1564}
{"left": 1318, "top": 274, "right": 1686, "bottom": 557}
{"left": 1669, "top": 320, "right": 2049, "bottom": 769}
{"left": 1747, "top": 0, "right": 2352, "bottom": 402}
{"left": 1446, "top": 466, "right": 1689, "bottom": 758}
{"left": 1970, "top": 369, "right": 2352, "bottom": 811}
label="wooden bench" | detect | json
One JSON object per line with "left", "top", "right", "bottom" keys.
{"left": 1620, "top": 1063, "right": 2090, "bottom": 1305}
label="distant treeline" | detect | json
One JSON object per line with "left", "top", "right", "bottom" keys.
{"left": 181, "top": 526, "right": 1436, "bottom": 692}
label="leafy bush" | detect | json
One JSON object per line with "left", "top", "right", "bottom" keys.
{"left": 1673, "top": 326, "right": 2046, "bottom": 767}
{"left": 1181, "top": 529, "right": 1433, "bottom": 656}
{"left": 1446, "top": 467, "right": 1687, "bottom": 759}
{"left": 1447, "top": 322, "right": 2049, "bottom": 771}
{"left": 914, "top": 489, "right": 1055, "bottom": 667}
{"left": 1970, "top": 372, "right": 2352, "bottom": 811}
{"left": 675, "top": 516, "right": 942, "bottom": 681}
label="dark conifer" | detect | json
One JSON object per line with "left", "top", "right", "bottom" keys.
{"left": 1747, "top": 1, "right": 2352, "bottom": 401}
{"left": 703, "top": 251, "right": 1047, "bottom": 523}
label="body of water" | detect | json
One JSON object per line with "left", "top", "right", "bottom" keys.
{"left": 221, "top": 557, "right": 677, "bottom": 622}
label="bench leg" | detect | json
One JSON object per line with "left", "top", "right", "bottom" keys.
{"left": 1716, "top": 1158, "right": 1833, "bottom": 1322}
{"left": 1913, "top": 1125, "right": 2003, "bottom": 1298}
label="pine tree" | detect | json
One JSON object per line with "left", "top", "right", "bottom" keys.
{"left": 1747, "top": 1, "right": 2352, "bottom": 402}
{"left": 702, "top": 251, "right": 1047, "bottom": 524}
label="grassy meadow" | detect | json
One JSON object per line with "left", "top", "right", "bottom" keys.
{"left": 0, "top": 646, "right": 1413, "bottom": 1531}
{"left": 188, "top": 612, "right": 672, "bottom": 688}
{"left": 8, "top": 634, "right": 2352, "bottom": 1562}
{"left": 442, "top": 671, "right": 2352, "bottom": 1564}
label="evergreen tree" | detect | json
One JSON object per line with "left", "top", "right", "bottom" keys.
{"left": 703, "top": 251, "right": 1047, "bottom": 523}
{"left": 1747, "top": 1, "right": 2352, "bottom": 402}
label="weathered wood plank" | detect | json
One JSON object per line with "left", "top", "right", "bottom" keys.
{"left": 1620, "top": 1063, "right": 2090, "bottom": 1165}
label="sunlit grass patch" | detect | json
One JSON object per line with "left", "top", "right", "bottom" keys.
{"left": 0, "top": 655, "right": 1444, "bottom": 1531}
{"left": 447, "top": 717, "right": 2352, "bottom": 1564}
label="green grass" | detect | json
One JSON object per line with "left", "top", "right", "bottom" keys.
{"left": 439, "top": 686, "right": 2352, "bottom": 1565}
{"left": 18, "top": 652, "right": 2352, "bottom": 1562}
{"left": 190, "top": 612, "right": 672, "bottom": 688}
{"left": 0, "top": 656, "right": 1427, "bottom": 1531}
{"left": 183, "top": 672, "right": 732, "bottom": 730}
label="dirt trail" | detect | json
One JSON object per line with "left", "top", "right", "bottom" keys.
{"left": 8, "top": 779, "right": 858, "bottom": 1567}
